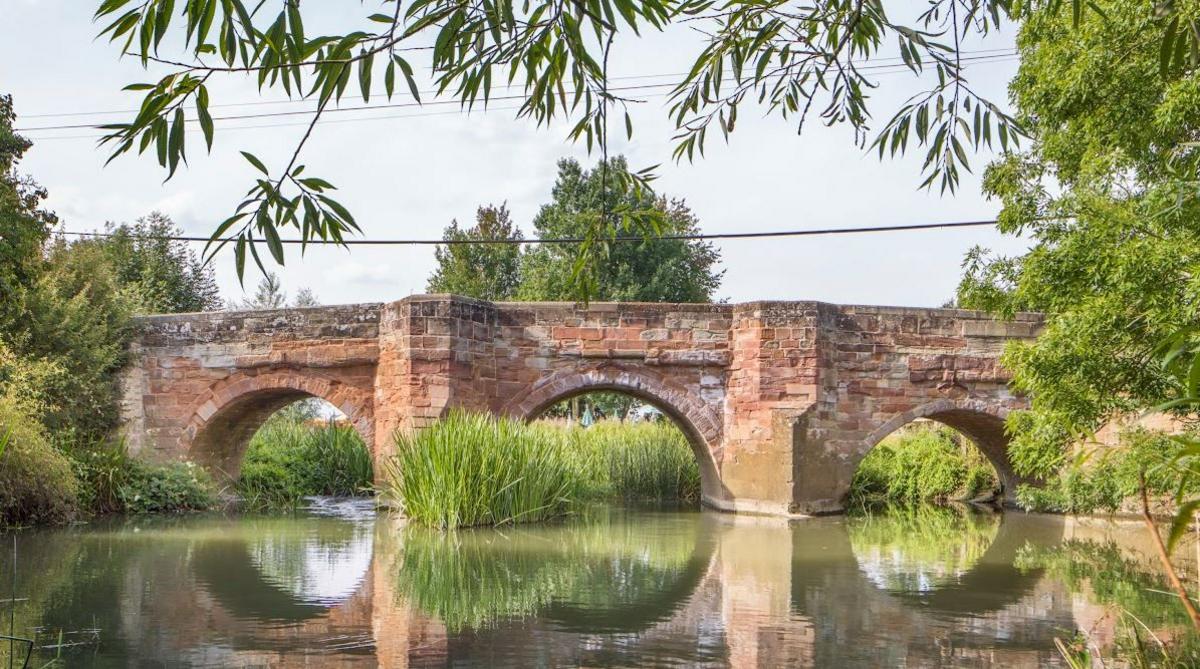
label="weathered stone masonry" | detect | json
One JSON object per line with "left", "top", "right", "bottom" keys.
{"left": 119, "top": 295, "right": 1042, "bottom": 515}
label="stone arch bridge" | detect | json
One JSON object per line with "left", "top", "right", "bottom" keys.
{"left": 118, "top": 295, "right": 1042, "bottom": 515}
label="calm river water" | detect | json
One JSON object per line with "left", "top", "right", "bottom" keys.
{"left": 0, "top": 501, "right": 1192, "bottom": 668}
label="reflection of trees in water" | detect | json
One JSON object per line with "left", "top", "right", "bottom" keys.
{"left": 393, "top": 509, "right": 708, "bottom": 632}
{"left": 3, "top": 515, "right": 378, "bottom": 666}
{"left": 1016, "top": 539, "right": 1193, "bottom": 628}
{"left": 848, "top": 505, "right": 1001, "bottom": 593}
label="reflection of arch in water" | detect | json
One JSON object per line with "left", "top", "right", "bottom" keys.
{"left": 394, "top": 510, "right": 719, "bottom": 636}
{"left": 543, "top": 512, "right": 720, "bottom": 634}
{"left": 502, "top": 364, "right": 729, "bottom": 506}
{"left": 847, "top": 509, "right": 1064, "bottom": 615}
{"left": 791, "top": 513, "right": 1069, "bottom": 665}
{"left": 192, "top": 519, "right": 374, "bottom": 623}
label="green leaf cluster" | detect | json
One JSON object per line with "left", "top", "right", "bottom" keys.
{"left": 956, "top": 0, "right": 1200, "bottom": 473}
{"left": 517, "top": 157, "right": 723, "bottom": 302}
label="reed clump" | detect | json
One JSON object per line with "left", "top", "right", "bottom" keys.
{"left": 382, "top": 412, "right": 700, "bottom": 529}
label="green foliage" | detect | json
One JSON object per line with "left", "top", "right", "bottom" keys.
{"left": 0, "top": 395, "right": 80, "bottom": 527}
{"left": 238, "top": 413, "right": 374, "bottom": 508}
{"left": 848, "top": 425, "right": 998, "bottom": 506}
{"left": 957, "top": 0, "right": 1200, "bottom": 474}
{"left": 69, "top": 438, "right": 216, "bottom": 515}
{"left": 69, "top": 439, "right": 137, "bottom": 515}
{"left": 91, "top": 0, "right": 1079, "bottom": 286}
{"left": 1013, "top": 429, "right": 1194, "bottom": 515}
{"left": 15, "top": 239, "right": 135, "bottom": 442}
{"left": 517, "top": 158, "right": 723, "bottom": 302}
{"left": 0, "top": 95, "right": 56, "bottom": 336}
{"left": 427, "top": 205, "right": 523, "bottom": 300}
{"left": 382, "top": 412, "right": 699, "bottom": 528}
{"left": 118, "top": 460, "right": 216, "bottom": 514}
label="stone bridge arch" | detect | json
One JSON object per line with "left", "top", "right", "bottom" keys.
{"left": 182, "top": 369, "right": 374, "bottom": 480}
{"left": 855, "top": 398, "right": 1028, "bottom": 501}
{"left": 500, "top": 363, "right": 728, "bottom": 506}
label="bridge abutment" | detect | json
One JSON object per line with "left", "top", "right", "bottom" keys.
{"left": 119, "top": 295, "right": 1042, "bottom": 515}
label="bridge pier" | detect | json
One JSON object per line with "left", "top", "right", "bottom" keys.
{"left": 119, "top": 295, "right": 1042, "bottom": 515}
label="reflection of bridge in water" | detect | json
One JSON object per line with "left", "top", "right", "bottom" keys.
{"left": 60, "top": 509, "right": 1143, "bottom": 667}
{"left": 170, "top": 511, "right": 1081, "bottom": 667}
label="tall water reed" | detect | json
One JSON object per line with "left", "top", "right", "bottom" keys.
{"left": 382, "top": 412, "right": 700, "bottom": 529}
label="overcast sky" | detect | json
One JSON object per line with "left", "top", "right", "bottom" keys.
{"left": 5, "top": 1, "right": 1031, "bottom": 308}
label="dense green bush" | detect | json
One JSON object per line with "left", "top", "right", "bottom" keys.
{"left": 119, "top": 460, "right": 216, "bottom": 514}
{"left": 238, "top": 415, "right": 374, "bottom": 508}
{"left": 382, "top": 412, "right": 701, "bottom": 529}
{"left": 1014, "top": 428, "right": 1192, "bottom": 514}
{"left": 0, "top": 395, "right": 79, "bottom": 526}
{"left": 69, "top": 439, "right": 216, "bottom": 515}
{"left": 848, "top": 425, "right": 998, "bottom": 506}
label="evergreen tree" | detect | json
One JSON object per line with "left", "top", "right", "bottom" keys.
{"left": 86, "top": 212, "right": 222, "bottom": 314}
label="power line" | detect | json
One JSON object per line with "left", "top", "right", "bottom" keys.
{"left": 24, "top": 103, "right": 531, "bottom": 141}
{"left": 18, "top": 48, "right": 1016, "bottom": 120}
{"left": 16, "top": 52, "right": 1018, "bottom": 133}
{"left": 22, "top": 55, "right": 1022, "bottom": 142}
{"left": 54, "top": 219, "right": 999, "bottom": 246}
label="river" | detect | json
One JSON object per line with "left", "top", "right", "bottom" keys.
{"left": 0, "top": 501, "right": 1192, "bottom": 667}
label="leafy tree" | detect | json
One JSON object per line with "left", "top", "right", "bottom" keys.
{"left": 233, "top": 272, "right": 319, "bottom": 309}
{"left": 955, "top": 0, "right": 1200, "bottom": 476}
{"left": 427, "top": 205, "right": 523, "bottom": 300}
{"left": 0, "top": 95, "right": 56, "bottom": 334}
{"left": 292, "top": 287, "right": 320, "bottom": 307}
{"left": 88, "top": 0, "right": 1064, "bottom": 284}
{"left": 519, "top": 158, "right": 723, "bottom": 302}
{"left": 236, "top": 272, "right": 287, "bottom": 310}
{"left": 80, "top": 212, "right": 222, "bottom": 314}
{"left": 0, "top": 98, "right": 132, "bottom": 444}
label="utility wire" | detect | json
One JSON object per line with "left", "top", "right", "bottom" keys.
{"left": 23, "top": 55, "right": 1022, "bottom": 141}
{"left": 54, "top": 219, "right": 999, "bottom": 246}
{"left": 16, "top": 52, "right": 1018, "bottom": 132}
{"left": 18, "top": 48, "right": 1016, "bottom": 120}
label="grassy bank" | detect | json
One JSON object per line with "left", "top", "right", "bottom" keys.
{"left": 848, "top": 424, "right": 998, "bottom": 507}
{"left": 382, "top": 412, "right": 700, "bottom": 529}
{"left": 237, "top": 413, "right": 373, "bottom": 508}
